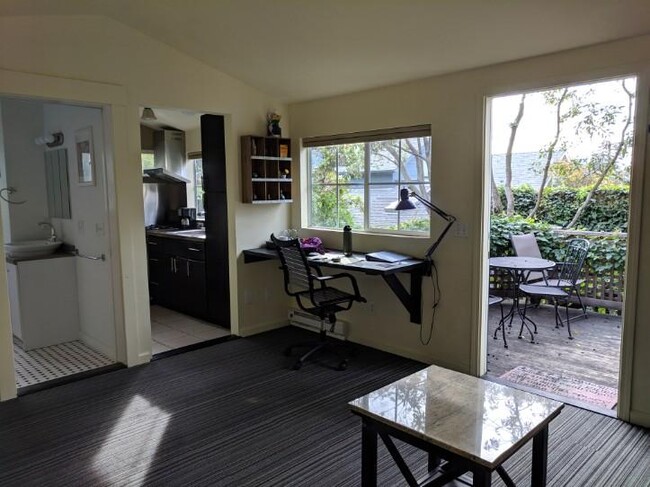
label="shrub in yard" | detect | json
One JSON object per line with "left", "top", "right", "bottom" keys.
{"left": 496, "top": 185, "right": 629, "bottom": 232}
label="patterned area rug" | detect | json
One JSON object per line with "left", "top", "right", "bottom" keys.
{"left": 500, "top": 365, "right": 618, "bottom": 409}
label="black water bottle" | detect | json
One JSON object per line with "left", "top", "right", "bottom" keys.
{"left": 343, "top": 225, "right": 353, "bottom": 257}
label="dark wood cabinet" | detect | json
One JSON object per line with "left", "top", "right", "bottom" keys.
{"left": 146, "top": 235, "right": 207, "bottom": 320}
{"left": 241, "top": 135, "right": 292, "bottom": 204}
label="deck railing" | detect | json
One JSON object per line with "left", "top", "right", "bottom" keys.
{"left": 490, "top": 230, "right": 626, "bottom": 312}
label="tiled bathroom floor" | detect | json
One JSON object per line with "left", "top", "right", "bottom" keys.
{"left": 14, "top": 340, "right": 114, "bottom": 388}
{"left": 150, "top": 305, "right": 231, "bottom": 354}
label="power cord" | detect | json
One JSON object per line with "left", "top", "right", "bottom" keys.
{"left": 420, "top": 257, "right": 440, "bottom": 345}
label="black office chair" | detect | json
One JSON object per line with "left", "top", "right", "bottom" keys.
{"left": 271, "top": 234, "right": 366, "bottom": 370}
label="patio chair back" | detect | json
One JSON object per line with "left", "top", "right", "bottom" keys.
{"left": 511, "top": 233, "right": 543, "bottom": 258}
{"left": 557, "top": 238, "right": 590, "bottom": 286}
{"left": 511, "top": 232, "right": 545, "bottom": 282}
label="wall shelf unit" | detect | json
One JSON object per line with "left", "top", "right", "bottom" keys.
{"left": 241, "top": 135, "right": 292, "bottom": 204}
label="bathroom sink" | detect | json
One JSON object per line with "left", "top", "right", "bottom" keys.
{"left": 4, "top": 240, "right": 63, "bottom": 259}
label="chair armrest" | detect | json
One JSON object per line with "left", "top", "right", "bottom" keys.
{"left": 315, "top": 273, "right": 365, "bottom": 301}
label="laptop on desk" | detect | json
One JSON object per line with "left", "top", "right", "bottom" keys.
{"left": 365, "top": 251, "right": 414, "bottom": 263}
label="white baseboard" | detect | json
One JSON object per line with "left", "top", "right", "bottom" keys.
{"left": 79, "top": 332, "right": 116, "bottom": 361}
{"left": 629, "top": 409, "right": 650, "bottom": 428}
{"left": 238, "top": 320, "right": 287, "bottom": 337}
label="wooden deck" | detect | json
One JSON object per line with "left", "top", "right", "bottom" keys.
{"left": 486, "top": 301, "right": 621, "bottom": 410}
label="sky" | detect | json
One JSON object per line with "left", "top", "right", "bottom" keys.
{"left": 490, "top": 77, "right": 637, "bottom": 163}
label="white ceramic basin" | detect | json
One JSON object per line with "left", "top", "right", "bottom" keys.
{"left": 4, "top": 240, "right": 62, "bottom": 259}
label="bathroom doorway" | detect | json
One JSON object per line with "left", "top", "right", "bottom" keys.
{"left": 0, "top": 96, "right": 120, "bottom": 391}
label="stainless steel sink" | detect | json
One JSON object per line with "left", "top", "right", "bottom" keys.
{"left": 169, "top": 229, "right": 205, "bottom": 236}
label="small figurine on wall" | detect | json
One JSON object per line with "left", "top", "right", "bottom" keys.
{"left": 267, "top": 112, "right": 282, "bottom": 137}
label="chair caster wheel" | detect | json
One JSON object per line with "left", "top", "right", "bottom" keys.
{"left": 292, "top": 361, "right": 303, "bottom": 370}
{"left": 337, "top": 360, "right": 348, "bottom": 371}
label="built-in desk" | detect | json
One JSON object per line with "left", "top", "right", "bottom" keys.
{"left": 242, "top": 247, "right": 427, "bottom": 324}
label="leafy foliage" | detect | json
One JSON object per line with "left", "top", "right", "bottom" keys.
{"left": 495, "top": 185, "right": 629, "bottom": 231}
{"left": 490, "top": 215, "right": 627, "bottom": 275}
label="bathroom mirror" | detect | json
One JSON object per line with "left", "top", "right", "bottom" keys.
{"left": 44, "top": 148, "right": 72, "bottom": 219}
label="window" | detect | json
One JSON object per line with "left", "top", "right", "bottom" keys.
{"left": 188, "top": 152, "right": 205, "bottom": 218}
{"left": 306, "top": 126, "right": 431, "bottom": 234}
{"left": 141, "top": 151, "right": 155, "bottom": 170}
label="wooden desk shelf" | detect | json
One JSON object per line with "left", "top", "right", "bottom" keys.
{"left": 241, "top": 135, "right": 292, "bottom": 204}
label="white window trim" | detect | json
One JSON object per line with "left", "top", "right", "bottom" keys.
{"left": 305, "top": 132, "right": 432, "bottom": 236}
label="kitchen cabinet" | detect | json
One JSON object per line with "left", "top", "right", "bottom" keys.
{"left": 147, "top": 235, "right": 207, "bottom": 320}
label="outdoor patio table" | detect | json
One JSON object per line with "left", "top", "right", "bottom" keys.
{"left": 489, "top": 256, "right": 556, "bottom": 347}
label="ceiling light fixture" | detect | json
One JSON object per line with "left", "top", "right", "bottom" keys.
{"left": 141, "top": 107, "right": 157, "bottom": 121}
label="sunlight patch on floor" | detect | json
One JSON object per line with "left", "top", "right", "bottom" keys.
{"left": 93, "top": 395, "right": 171, "bottom": 485}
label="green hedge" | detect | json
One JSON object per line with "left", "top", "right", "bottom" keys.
{"left": 496, "top": 185, "right": 629, "bottom": 231}
{"left": 490, "top": 215, "right": 626, "bottom": 274}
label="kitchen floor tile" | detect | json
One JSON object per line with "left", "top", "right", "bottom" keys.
{"left": 151, "top": 340, "right": 172, "bottom": 355}
{"left": 154, "top": 333, "right": 204, "bottom": 349}
{"left": 149, "top": 305, "right": 231, "bottom": 354}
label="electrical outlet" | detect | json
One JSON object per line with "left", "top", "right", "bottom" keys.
{"left": 78, "top": 220, "right": 85, "bottom": 234}
{"left": 95, "top": 223, "right": 105, "bottom": 237}
{"left": 264, "top": 288, "right": 271, "bottom": 302}
{"left": 243, "top": 289, "right": 253, "bottom": 305}
{"left": 454, "top": 222, "right": 469, "bottom": 238}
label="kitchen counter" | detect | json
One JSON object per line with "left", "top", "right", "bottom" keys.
{"left": 146, "top": 228, "right": 206, "bottom": 242}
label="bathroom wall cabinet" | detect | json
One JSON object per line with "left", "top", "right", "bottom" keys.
{"left": 7, "top": 255, "right": 79, "bottom": 350}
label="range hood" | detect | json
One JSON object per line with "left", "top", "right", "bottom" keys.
{"left": 143, "top": 129, "right": 190, "bottom": 184}
{"left": 143, "top": 167, "right": 190, "bottom": 184}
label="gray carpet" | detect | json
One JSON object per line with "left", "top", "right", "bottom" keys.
{"left": 0, "top": 327, "right": 648, "bottom": 486}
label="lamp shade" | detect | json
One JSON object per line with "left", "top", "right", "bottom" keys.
{"left": 141, "top": 107, "right": 157, "bottom": 121}
{"left": 386, "top": 188, "right": 417, "bottom": 211}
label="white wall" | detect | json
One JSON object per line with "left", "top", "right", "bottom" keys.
{"left": 290, "top": 35, "right": 650, "bottom": 426}
{"left": 44, "top": 103, "right": 116, "bottom": 359}
{"left": 0, "top": 13, "right": 291, "bottom": 399}
{"left": 0, "top": 98, "right": 49, "bottom": 242}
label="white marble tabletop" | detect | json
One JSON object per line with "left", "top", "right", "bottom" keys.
{"left": 349, "top": 364, "right": 563, "bottom": 468}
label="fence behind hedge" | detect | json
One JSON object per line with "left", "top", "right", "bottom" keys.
{"left": 489, "top": 228, "right": 626, "bottom": 313}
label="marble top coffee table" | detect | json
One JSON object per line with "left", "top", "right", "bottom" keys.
{"left": 349, "top": 364, "right": 563, "bottom": 486}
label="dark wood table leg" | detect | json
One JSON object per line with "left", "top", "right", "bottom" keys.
{"left": 428, "top": 452, "right": 441, "bottom": 472}
{"left": 472, "top": 467, "right": 492, "bottom": 486}
{"left": 361, "top": 418, "right": 378, "bottom": 487}
{"left": 532, "top": 424, "right": 549, "bottom": 487}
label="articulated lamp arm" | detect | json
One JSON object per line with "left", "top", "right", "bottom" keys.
{"left": 407, "top": 190, "right": 456, "bottom": 260}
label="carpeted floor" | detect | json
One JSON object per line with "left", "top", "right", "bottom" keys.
{"left": 500, "top": 365, "right": 619, "bottom": 410}
{"left": 0, "top": 327, "right": 648, "bottom": 486}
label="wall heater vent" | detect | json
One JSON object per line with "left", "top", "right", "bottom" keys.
{"left": 288, "top": 308, "right": 348, "bottom": 340}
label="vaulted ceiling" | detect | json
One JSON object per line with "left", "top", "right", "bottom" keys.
{"left": 2, "top": 0, "right": 650, "bottom": 102}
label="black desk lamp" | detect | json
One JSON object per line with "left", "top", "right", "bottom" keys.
{"left": 388, "top": 188, "right": 456, "bottom": 260}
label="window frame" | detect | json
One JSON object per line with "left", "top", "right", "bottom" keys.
{"left": 187, "top": 152, "right": 205, "bottom": 219}
{"left": 306, "top": 132, "right": 432, "bottom": 237}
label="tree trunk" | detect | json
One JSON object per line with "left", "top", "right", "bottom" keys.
{"left": 529, "top": 88, "right": 569, "bottom": 219}
{"left": 490, "top": 167, "right": 503, "bottom": 213}
{"left": 566, "top": 82, "right": 633, "bottom": 228}
{"left": 505, "top": 94, "right": 526, "bottom": 216}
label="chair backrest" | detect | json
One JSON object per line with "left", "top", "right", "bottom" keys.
{"left": 511, "top": 233, "right": 543, "bottom": 258}
{"left": 558, "top": 238, "right": 590, "bottom": 285}
{"left": 271, "top": 234, "right": 312, "bottom": 296}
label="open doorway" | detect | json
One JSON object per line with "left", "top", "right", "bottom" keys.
{"left": 140, "top": 107, "right": 230, "bottom": 357}
{"left": 0, "top": 96, "right": 119, "bottom": 390}
{"left": 483, "top": 77, "right": 636, "bottom": 414}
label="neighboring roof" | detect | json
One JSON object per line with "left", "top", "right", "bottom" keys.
{"left": 491, "top": 151, "right": 567, "bottom": 189}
